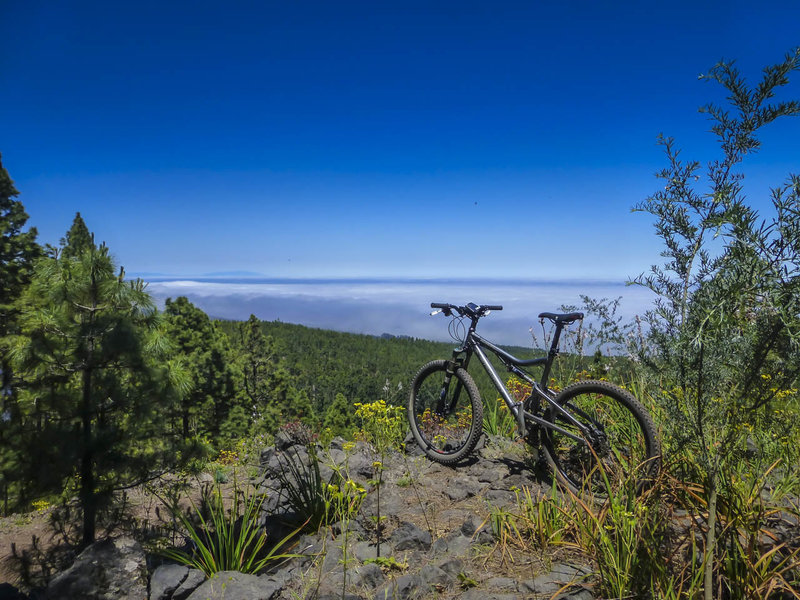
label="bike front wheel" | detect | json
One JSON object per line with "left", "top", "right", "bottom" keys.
{"left": 407, "top": 360, "right": 483, "bottom": 464}
{"left": 541, "top": 380, "right": 661, "bottom": 497}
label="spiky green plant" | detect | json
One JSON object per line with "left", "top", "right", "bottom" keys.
{"left": 162, "top": 483, "right": 299, "bottom": 576}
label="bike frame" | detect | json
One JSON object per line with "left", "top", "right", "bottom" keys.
{"left": 446, "top": 312, "right": 589, "bottom": 444}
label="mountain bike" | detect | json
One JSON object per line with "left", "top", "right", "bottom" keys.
{"left": 406, "top": 302, "right": 661, "bottom": 495}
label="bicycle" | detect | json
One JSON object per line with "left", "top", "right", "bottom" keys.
{"left": 406, "top": 302, "right": 661, "bottom": 496}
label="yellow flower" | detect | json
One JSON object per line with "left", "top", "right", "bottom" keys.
{"left": 345, "top": 479, "right": 366, "bottom": 494}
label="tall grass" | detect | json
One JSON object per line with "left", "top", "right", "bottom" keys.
{"left": 565, "top": 469, "right": 668, "bottom": 598}
{"left": 513, "top": 480, "right": 570, "bottom": 550}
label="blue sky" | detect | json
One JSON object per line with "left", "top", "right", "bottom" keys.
{"left": 2, "top": 1, "right": 799, "bottom": 281}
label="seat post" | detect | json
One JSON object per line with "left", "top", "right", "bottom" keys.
{"left": 541, "top": 323, "right": 564, "bottom": 386}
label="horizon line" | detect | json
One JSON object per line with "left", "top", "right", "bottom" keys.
{"left": 134, "top": 274, "right": 640, "bottom": 286}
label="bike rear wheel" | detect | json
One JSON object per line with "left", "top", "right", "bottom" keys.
{"left": 541, "top": 380, "right": 660, "bottom": 497}
{"left": 407, "top": 360, "right": 483, "bottom": 464}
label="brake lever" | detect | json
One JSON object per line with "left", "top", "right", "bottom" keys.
{"left": 430, "top": 309, "right": 442, "bottom": 316}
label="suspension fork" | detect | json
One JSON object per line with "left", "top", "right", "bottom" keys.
{"left": 436, "top": 347, "right": 472, "bottom": 414}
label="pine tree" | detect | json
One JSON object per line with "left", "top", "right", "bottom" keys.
{"left": 230, "top": 314, "right": 318, "bottom": 432}
{"left": 238, "top": 314, "right": 275, "bottom": 407}
{"left": 10, "top": 237, "right": 181, "bottom": 547}
{"left": 286, "top": 387, "right": 314, "bottom": 425}
{"left": 219, "top": 404, "right": 251, "bottom": 443}
{"left": 163, "top": 297, "right": 239, "bottom": 442}
{"left": 60, "top": 212, "right": 94, "bottom": 258}
{"left": 0, "top": 153, "right": 39, "bottom": 514}
{"left": 0, "top": 153, "right": 39, "bottom": 388}
{"left": 324, "top": 392, "right": 356, "bottom": 437}
{"left": 236, "top": 314, "right": 280, "bottom": 428}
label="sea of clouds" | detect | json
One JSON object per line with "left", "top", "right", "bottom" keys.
{"left": 145, "top": 278, "right": 656, "bottom": 348}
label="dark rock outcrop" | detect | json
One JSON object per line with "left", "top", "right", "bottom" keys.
{"left": 42, "top": 537, "right": 147, "bottom": 600}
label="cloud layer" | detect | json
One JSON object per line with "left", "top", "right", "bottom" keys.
{"left": 147, "top": 279, "right": 655, "bottom": 348}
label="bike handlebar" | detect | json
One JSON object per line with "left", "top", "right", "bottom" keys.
{"left": 430, "top": 302, "right": 453, "bottom": 310}
{"left": 430, "top": 302, "right": 503, "bottom": 317}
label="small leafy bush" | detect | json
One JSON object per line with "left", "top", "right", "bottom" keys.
{"left": 353, "top": 400, "right": 405, "bottom": 452}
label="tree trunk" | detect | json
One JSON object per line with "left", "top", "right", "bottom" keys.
{"left": 182, "top": 405, "right": 190, "bottom": 439}
{"left": 1, "top": 358, "right": 11, "bottom": 397}
{"left": 80, "top": 366, "right": 96, "bottom": 549}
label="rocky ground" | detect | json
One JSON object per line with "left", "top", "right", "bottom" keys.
{"left": 5, "top": 431, "right": 799, "bottom": 599}
{"left": 1, "top": 433, "right": 600, "bottom": 599}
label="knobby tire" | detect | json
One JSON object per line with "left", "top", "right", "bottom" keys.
{"left": 407, "top": 360, "right": 483, "bottom": 464}
{"left": 541, "top": 379, "right": 661, "bottom": 497}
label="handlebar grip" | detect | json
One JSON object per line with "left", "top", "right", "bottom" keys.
{"left": 431, "top": 302, "right": 450, "bottom": 309}
{"left": 485, "top": 305, "right": 503, "bottom": 311}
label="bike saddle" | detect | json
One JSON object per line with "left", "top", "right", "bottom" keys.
{"left": 538, "top": 311, "right": 584, "bottom": 324}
